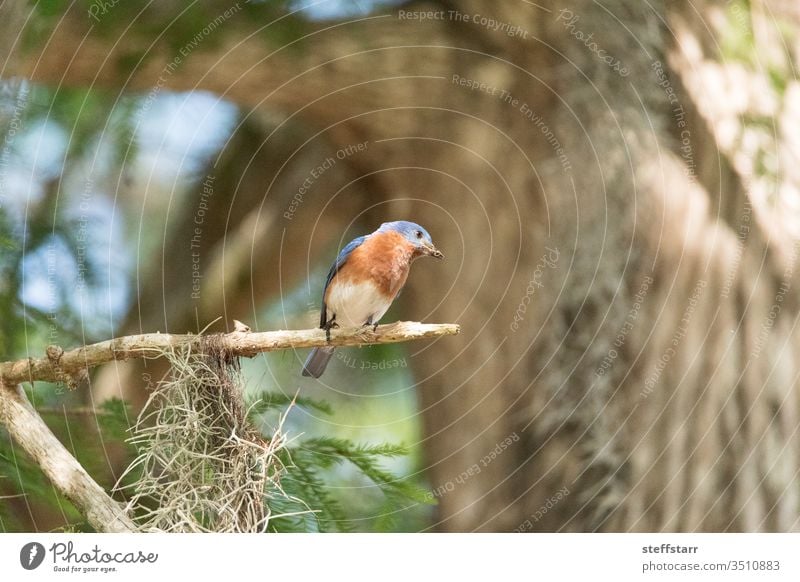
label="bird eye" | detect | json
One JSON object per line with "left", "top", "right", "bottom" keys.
{"left": 415, "top": 230, "right": 423, "bottom": 239}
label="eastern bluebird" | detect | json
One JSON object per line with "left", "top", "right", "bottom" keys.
{"left": 302, "top": 220, "right": 443, "bottom": 378}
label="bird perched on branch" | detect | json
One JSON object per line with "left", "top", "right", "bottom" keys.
{"left": 302, "top": 220, "right": 443, "bottom": 378}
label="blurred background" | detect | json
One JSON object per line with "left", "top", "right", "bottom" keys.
{"left": 1, "top": 0, "right": 800, "bottom": 532}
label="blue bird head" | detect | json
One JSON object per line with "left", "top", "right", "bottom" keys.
{"left": 378, "top": 220, "right": 443, "bottom": 259}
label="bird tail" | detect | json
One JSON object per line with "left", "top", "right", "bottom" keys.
{"left": 302, "top": 347, "right": 335, "bottom": 378}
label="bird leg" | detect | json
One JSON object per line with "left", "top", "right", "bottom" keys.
{"left": 323, "top": 314, "right": 338, "bottom": 343}
{"left": 366, "top": 316, "right": 379, "bottom": 333}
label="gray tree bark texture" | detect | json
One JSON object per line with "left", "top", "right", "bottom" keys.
{"left": 8, "top": 0, "right": 800, "bottom": 531}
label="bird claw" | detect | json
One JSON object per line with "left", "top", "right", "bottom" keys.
{"left": 323, "top": 319, "right": 338, "bottom": 343}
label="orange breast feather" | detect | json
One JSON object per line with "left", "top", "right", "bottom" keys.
{"left": 336, "top": 231, "right": 414, "bottom": 299}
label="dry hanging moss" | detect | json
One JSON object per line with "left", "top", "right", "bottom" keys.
{"left": 116, "top": 336, "right": 305, "bottom": 532}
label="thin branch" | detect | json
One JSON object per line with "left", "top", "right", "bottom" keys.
{"left": 0, "top": 321, "right": 460, "bottom": 387}
{"left": 0, "top": 321, "right": 457, "bottom": 532}
{"left": 0, "top": 383, "right": 135, "bottom": 532}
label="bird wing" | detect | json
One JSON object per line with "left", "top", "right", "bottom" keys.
{"left": 319, "top": 235, "right": 368, "bottom": 328}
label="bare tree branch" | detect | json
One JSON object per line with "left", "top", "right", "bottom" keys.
{"left": 0, "top": 383, "right": 135, "bottom": 532}
{"left": 0, "top": 322, "right": 460, "bottom": 387}
{"left": 0, "top": 320, "right": 457, "bottom": 531}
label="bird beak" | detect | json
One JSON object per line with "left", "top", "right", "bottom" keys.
{"left": 425, "top": 243, "right": 444, "bottom": 259}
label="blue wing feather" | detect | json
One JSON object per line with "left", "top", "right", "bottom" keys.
{"left": 319, "top": 235, "right": 367, "bottom": 328}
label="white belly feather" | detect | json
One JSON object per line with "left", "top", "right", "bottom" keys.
{"left": 326, "top": 280, "right": 392, "bottom": 327}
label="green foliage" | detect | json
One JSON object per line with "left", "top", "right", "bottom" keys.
{"left": 0, "top": 83, "right": 139, "bottom": 356}
{"left": 720, "top": 0, "right": 756, "bottom": 66}
{"left": 95, "top": 398, "right": 136, "bottom": 444}
{"left": 22, "top": 0, "right": 70, "bottom": 51}
{"left": 249, "top": 391, "right": 333, "bottom": 416}
{"left": 250, "top": 393, "right": 433, "bottom": 532}
{"left": 0, "top": 427, "right": 77, "bottom": 532}
{"left": 0, "top": 206, "right": 21, "bottom": 357}
{"left": 767, "top": 66, "right": 788, "bottom": 97}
